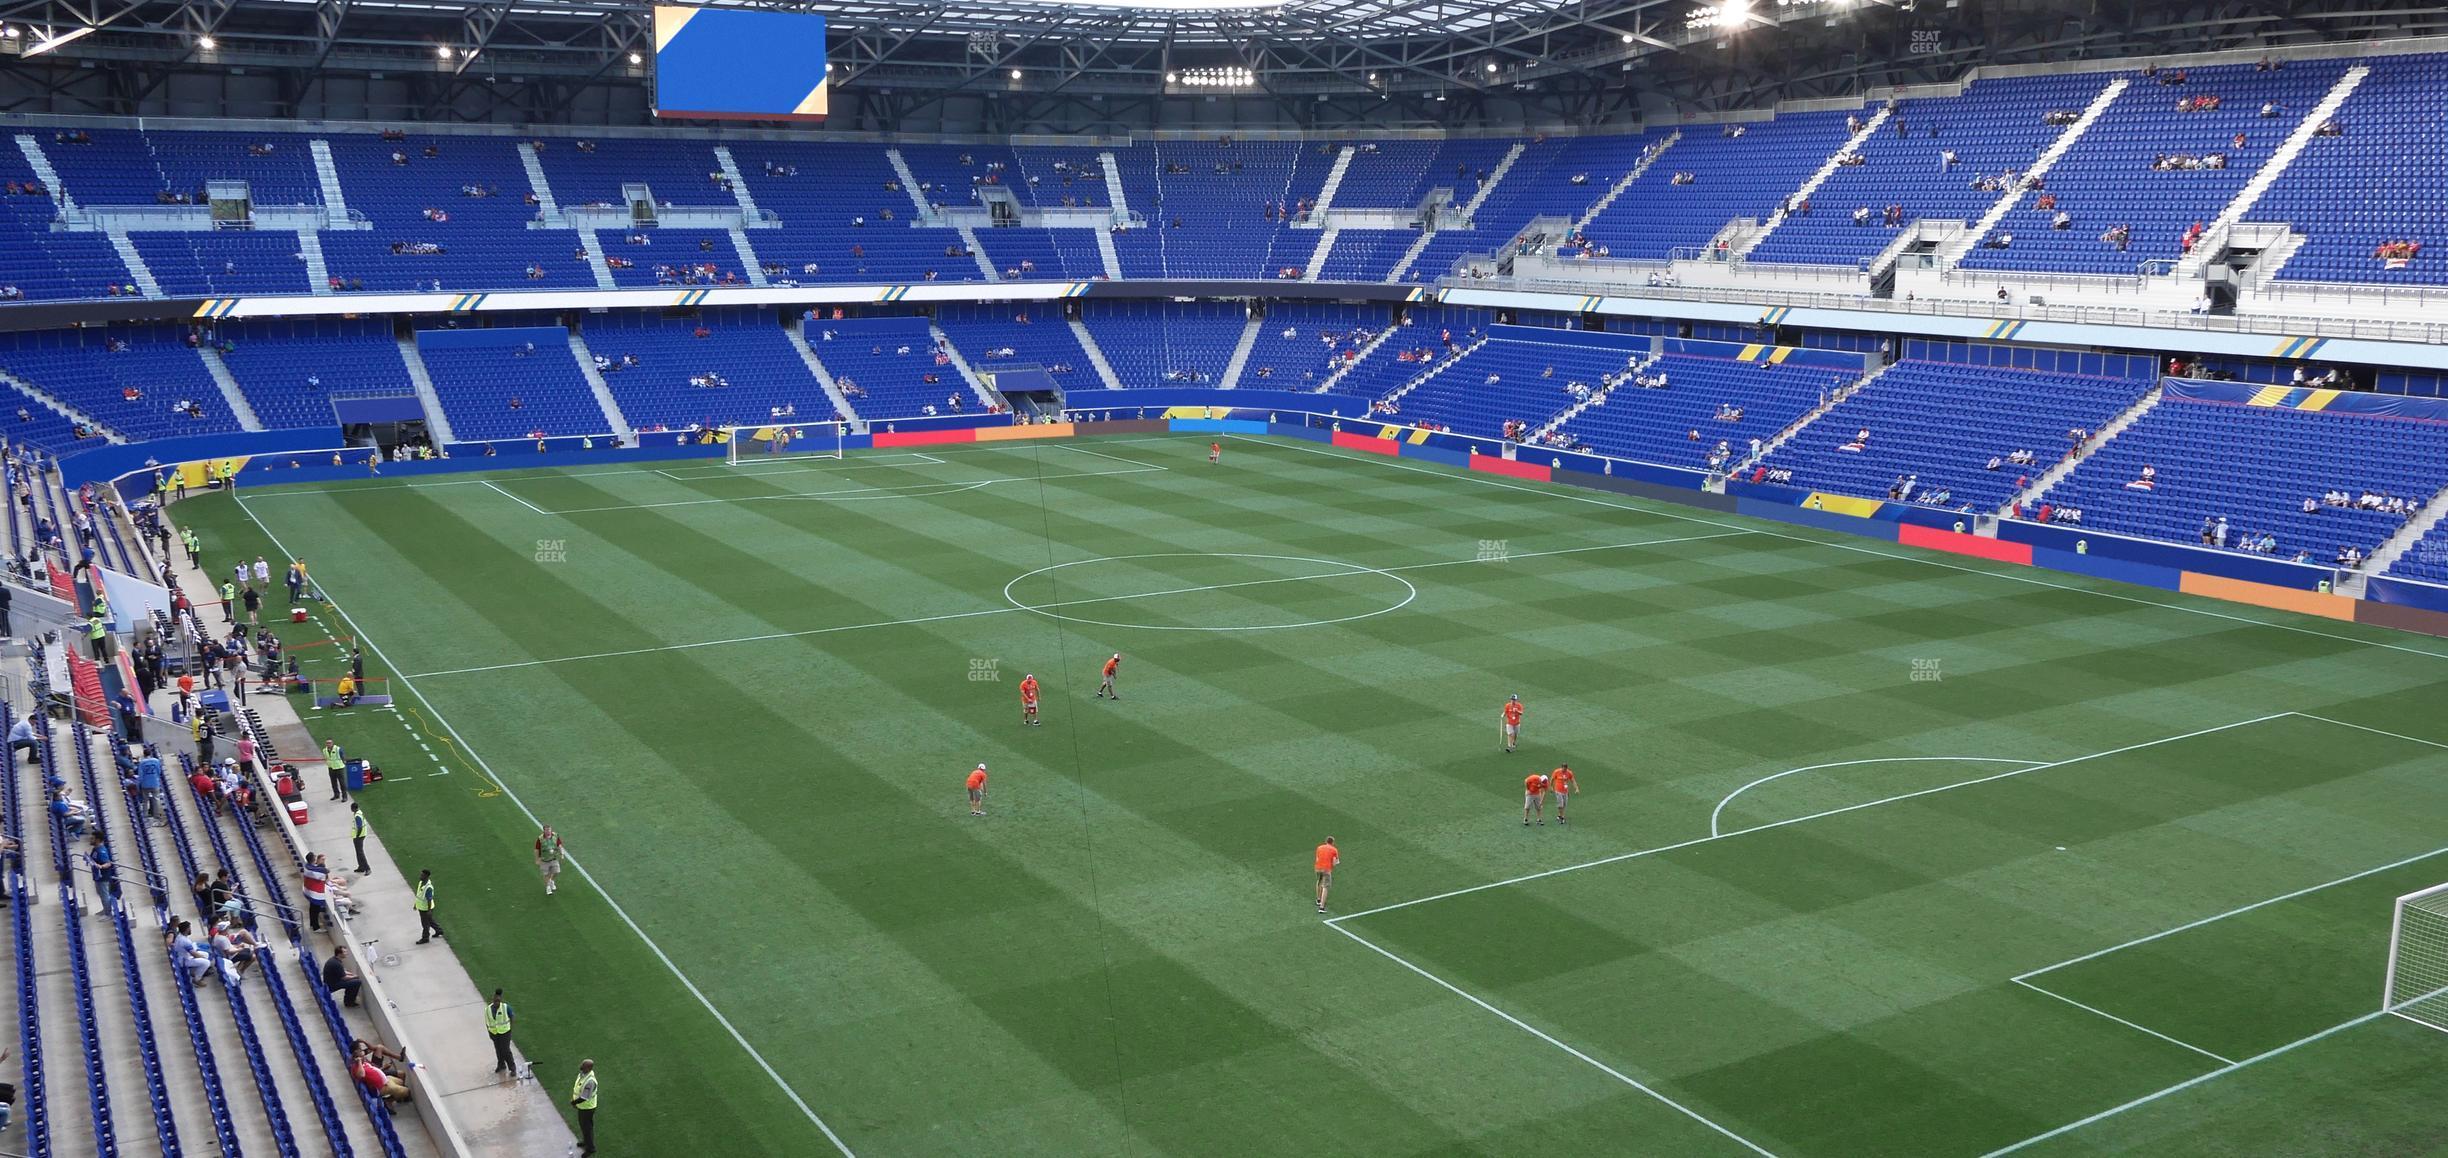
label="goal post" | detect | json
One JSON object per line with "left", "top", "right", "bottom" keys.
{"left": 722, "top": 420, "right": 844, "bottom": 465}
{"left": 2384, "top": 882, "right": 2448, "bottom": 1031}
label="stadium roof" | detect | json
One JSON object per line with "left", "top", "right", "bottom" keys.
{"left": 6, "top": 0, "right": 2447, "bottom": 130}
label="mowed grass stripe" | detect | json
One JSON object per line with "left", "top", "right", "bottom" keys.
{"left": 1346, "top": 714, "right": 2448, "bottom": 1153}
{"left": 181, "top": 434, "right": 2448, "bottom": 1156}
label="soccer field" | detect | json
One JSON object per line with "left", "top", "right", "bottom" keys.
{"left": 173, "top": 432, "right": 2448, "bottom": 1156}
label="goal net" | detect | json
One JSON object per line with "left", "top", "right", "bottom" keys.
{"left": 2384, "top": 882, "right": 2448, "bottom": 1030}
{"left": 723, "top": 420, "right": 844, "bottom": 465}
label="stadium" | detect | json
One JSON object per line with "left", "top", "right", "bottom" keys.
{"left": 6, "top": 0, "right": 2448, "bottom": 1151}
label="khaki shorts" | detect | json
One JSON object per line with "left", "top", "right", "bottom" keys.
{"left": 1315, "top": 870, "right": 1332, "bottom": 886}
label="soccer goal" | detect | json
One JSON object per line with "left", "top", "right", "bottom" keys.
{"left": 722, "top": 420, "right": 845, "bottom": 465}
{"left": 2383, "top": 881, "right": 2448, "bottom": 1030}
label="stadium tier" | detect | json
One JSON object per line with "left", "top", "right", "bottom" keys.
{"left": 1755, "top": 361, "right": 2152, "bottom": 512}
{"left": 2036, "top": 380, "right": 2448, "bottom": 566}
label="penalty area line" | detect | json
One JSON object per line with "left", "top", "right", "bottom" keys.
{"left": 1328, "top": 712, "right": 2293, "bottom": 926}
{"left": 1327, "top": 922, "right": 1777, "bottom": 1156}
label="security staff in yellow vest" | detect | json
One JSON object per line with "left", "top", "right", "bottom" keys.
{"left": 412, "top": 868, "right": 443, "bottom": 944}
{"left": 570, "top": 1059, "right": 599, "bottom": 1155}
{"left": 485, "top": 988, "right": 516, "bottom": 1077}
{"left": 85, "top": 612, "right": 108, "bottom": 660}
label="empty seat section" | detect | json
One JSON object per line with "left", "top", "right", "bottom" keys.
{"left": 1078, "top": 301, "right": 1249, "bottom": 387}
{"left": 1959, "top": 61, "right": 2350, "bottom": 275}
{"left": 585, "top": 310, "right": 837, "bottom": 430}
{"left": 1757, "top": 361, "right": 2147, "bottom": 509}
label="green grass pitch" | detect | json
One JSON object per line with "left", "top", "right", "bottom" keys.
{"left": 173, "top": 433, "right": 2448, "bottom": 1156}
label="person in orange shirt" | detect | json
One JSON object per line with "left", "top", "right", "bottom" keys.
{"left": 1314, "top": 837, "right": 1339, "bottom": 913}
{"left": 1523, "top": 771, "right": 1549, "bottom": 826}
{"left": 1018, "top": 673, "right": 1040, "bottom": 727}
{"left": 965, "top": 763, "right": 989, "bottom": 816}
{"left": 1501, "top": 694, "right": 1524, "bottom": 753}
{"left": 1096, "top": 653, "right": 1121, "bottom": 700}
{"left": 1209, "top": 442, "right": 1222, "bottom": 464}
{"left": 1550, "top": 764, "right": 1577, "bottom": 823}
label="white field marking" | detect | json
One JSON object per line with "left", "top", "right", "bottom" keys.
{"left": 656, "top": 451, "right": 947, "bottom": 480}
{"left": 2010, "top": 978, "right": 2237, "bottom": 1065}
{"left": 533, "top": 449, "right": 1175, "bottom": 513}
{"left": 1977, "top": 981, "right": 2448, "bottom": 1157}
{"left": 1003, "top": 552, "right": 1420, "bottom": 632}
{"left": 231, "top": 494, "right": 859, "bottom": 1157}
{"left": 2286, "top": 713, "right": 2448, "bottom": 752}
{"left": 481, "top": 480, "right": 552, "bottom": 516}
{"left": 1709, "top": 757, "right": 2045, "bottom": 837}
{"left": 230, "top": 436, "right": 1187, "bottom": 498}
{"left": 1327, "top": 922, "right": 1778, "bottom": 1157}
{"left": 543, "top": 479, "right": 1003, "bottom": 514}
{"left": 2013, "top": 839, "right": 2448, "bottom": 983}
{"left": 403, "top": 530, "right": 1751, "bottom": 678}
{"left": 1325, "top": 713, "right": 2293, "bottom": 926}
{"left": 1229, "top": 435, "right": 2448, "bottom": 666}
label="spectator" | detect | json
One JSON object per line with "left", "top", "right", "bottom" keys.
{"left": 323, "top": 945, "right": 364, "bottom": 1007}
{"left": 168, "top": 920, "right": 212, "bottom": 985}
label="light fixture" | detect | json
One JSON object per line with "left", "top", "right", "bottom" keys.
{"left": 197, "top": 35, "right": 217, "bottom": 49}
{"left": 436, "top": 44, "right": 454, "bottom": 58}
{"left": 627, "top": 51, "right": 642, "bottom": 64}
{"left": 1686, "top": 0, "right": 1754, "bottom": 28}
{"left": 1484, "top": 60, "right": 1498, "bottom": 73}
{"left": 1621, "top": 31, "right": 1635, "bottom": 43}
{"left": 1178, "top": 66, "right": 1254, "bottom": 87}
{"left": 1009, "top": 68, "right": 1022, "bottom": 79}
{"left": 0, "top": 26, "right": 15, "bottom": 38}
{"left": 1367, "top": 72, "right": 1379, "bottom": 83}
{"left": 1165, "top": 71, "right": 1178, "bottom": 82}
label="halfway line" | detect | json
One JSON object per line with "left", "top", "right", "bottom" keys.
{"left": 403, "top": 530, "right": 1751, "bottom": 678}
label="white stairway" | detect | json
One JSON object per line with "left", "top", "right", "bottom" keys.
{"left": 1316, "top": 326, "right": 1398, "bottom": 393}
{"left": 307, "top": 139, "right": 352, "bottom": 225}
{"left": 105, "top": 233, "right": 165, "bottom": 298}
{"left": 1532, "top": 354, "right": 1652, "bottom": 440}
{"left": 930, "top": 324, "right": 1000, "bottom": 410}
{"left": 1303, "top": 228, "right": 1340, "bottom": 281}
{"left": 1098, "top": 152, "right": 1131, "bottom": 222}
{"left": 1460, "top": 141, "right": 1529, "bottom": 221}
{"left": 956, "top": 226, "right": 1000, "bottom": 279}
{"left": 296, "top": 230, "right": 332, "bottom": 295}
{"left": 1387, "top": 230, "right": 1440, "bottom": 283}
{"left": 729, "top": 227, "right": 769, "bottom": 287}
{"left": 0, "top": 368, "right": 121, "bottom": 442}
{"left": 1068, "top": 317, "right": 1127, "bottom": 391}
{"left": 574, "top": 231, "right": 617, "bottom": 289}
{"left": 712, "top": 146, "right": 763, "bottom": 218}
{"left": 1307, "top": 146, "right": 1357, "bottom": 221}
{"left": 885, "top": 149, "right": 935, "bottom": 218}
{"left": 1382, "top": 336, "right": 1486, "bottom": 407}
{"left": 2363, "top": 485, "right": 2448, "bottom": 577}
{"left": 566, "top": 330, "right": 637, "bottom": 442}
{"left": 1218, "top": 314, "right": 1265, "bottom": 389}
{"left": 1094, "top": 228, "right": 1123, "bottom": 280}
{"left": 1573, "top": 130, "right": 1681, "bottom": 232}
{"left": 13, "top": 134, "right": 73, "bottom": 210}
{"left": 1942, "top": 77, "right": 2127, "bottom": 266}
{"left": 517, "top": 143, "right": 562, "bottom": 220}
{"left": 396, "top": 336, "right": 458, "bottom": 444}
{"left": 782, "top": 322, "right": 865, "bottom": 430}
{"left": 2176, "top": 66, "right": 2370, "bottom": 278}
{"left": 1738, "top": 113, "right": 1890, "bottom": 256}
{"left": 2017, "top": 384, "right": 2163, "bottom": 510}
{"left": 196, "top": 345, "right": 266, "bottom": 430}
